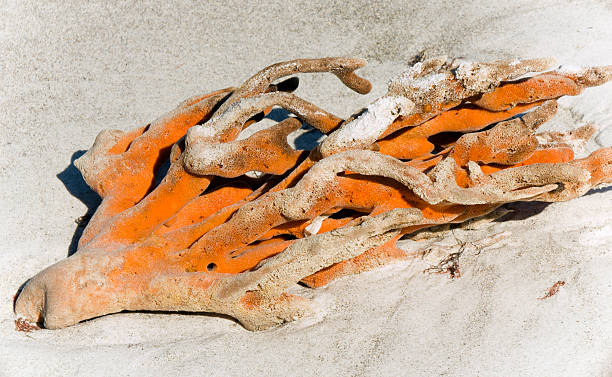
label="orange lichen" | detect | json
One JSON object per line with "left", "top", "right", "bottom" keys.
{"left": 15, "top": 317, "right": 41, "bottom": 333}
{"left": 14, "top": 57, "right": 612, "bottom": 331}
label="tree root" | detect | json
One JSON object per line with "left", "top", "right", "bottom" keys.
{"left": 14, "top": 56, "right": 612, "bottom": 331}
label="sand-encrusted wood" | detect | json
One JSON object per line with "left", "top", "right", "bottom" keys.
{"left": 14, "top": 57, "right": 612, "bottom": 331}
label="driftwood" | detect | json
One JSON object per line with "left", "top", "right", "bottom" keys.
{"left": 14, "top": 57, "right": 612, "bottom": 331}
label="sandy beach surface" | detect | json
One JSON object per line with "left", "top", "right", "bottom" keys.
{"left": 1, "top": 1, "right": 611, "bottom": 376}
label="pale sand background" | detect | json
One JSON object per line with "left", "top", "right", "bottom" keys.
{"left": 1, "top": 1, "right": 612, "bottom": 376}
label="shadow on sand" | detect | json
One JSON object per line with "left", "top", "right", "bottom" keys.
{"left": 56, "top": 150, "right": 101, "bottom": 256}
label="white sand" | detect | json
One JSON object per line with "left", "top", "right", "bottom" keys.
{"left": 1, "top": 1, "right": 611, "bottom": 376}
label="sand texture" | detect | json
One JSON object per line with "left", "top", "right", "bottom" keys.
{"left": 1, "top": 1, "right": 611, "bottom": 376}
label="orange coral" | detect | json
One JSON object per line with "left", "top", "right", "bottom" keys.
{"left": 14, "top": 57, "right": 612, "bottom": 331}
